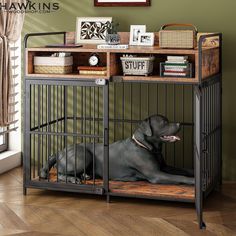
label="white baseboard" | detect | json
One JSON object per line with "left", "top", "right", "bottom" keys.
{"left": 0, "top": 151, "right": 22, "bottom": 174}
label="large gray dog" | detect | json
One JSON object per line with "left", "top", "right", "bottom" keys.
{"left": 40, "top": 115, "right": 194, "bottom": 185}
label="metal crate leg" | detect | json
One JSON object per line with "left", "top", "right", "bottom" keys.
{"left": 106, "top": 194, "right": 111, "bottom": 203}
{"left": 194, "top": 86, "right": 206, "bottom": 229}
{"left": 23, "top": 187, "right": 27, "bottom": 196}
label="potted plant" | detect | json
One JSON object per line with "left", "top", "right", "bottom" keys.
{"left": 105, "top": 21, "right": 120, "bottom": 45}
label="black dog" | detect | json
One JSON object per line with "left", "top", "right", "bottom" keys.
{"left": 40, "top": 115, "right": 194, "bottom": 185}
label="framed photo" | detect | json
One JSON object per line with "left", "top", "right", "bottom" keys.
{"left": 94, "top": 0, "right": 151, "bottom": 7}
{"left": 76, "top": 17, "right": 112, "bottom": 44}
{"left": 138, "top": 33, "right": 154, "bottom": 46}
{"left": 129, "top": 25, "right": 146, "bottom": 46}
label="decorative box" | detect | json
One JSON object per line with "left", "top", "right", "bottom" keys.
{"left": 34, "top": 56, "right": 73, "bottom": 74}
{"left": 121, "top": 56, "right": 155, "bottom": 76}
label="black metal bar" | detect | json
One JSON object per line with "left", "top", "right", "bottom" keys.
{"left": 130, "top": 83, "right": 133, "bottom": 136}
{"left": 114, "top": 83, "right": 116, "bottom": 142}
{"left": 182, "top": 85, "right": 185, "bottom": 167}
{"left": 56, "top": 85, "right": 59, "bottom": 182}
{"left": 53, "top": 85, "right": 55, "bottom": 154}
{"left": 60, "top": 86, "right": 63, "bottom": 150}
{"left": 173, "top": 85, "right": 176, "bottom": 167}
{"left": 104, "top": 84, "right": 109, "bottom": 201}
{"left": 73, "top": 86, "right": 77, "bottom": 183}
{"left": 37, "top": 85, "right": 41, "bottom": 177}
{"left": 47, "top": 85, "right": 51, "bottom": 182}
{"left": 93, "top": 87, "right": 96, "bottom": 186}
{"left": 24, "top": 32, "right": 66, "bottom": 49}
{"left": 194, "top": 85, "right": 205, "bottom": 229}
{"left": 83, "top": 87, "right": 87, "bottom": 183}
{"left": 33, "top": 85, "right": 36, "bottom": 178}
{"left": 122, "top": 83, "right": 125, "bottom": 139}
{"left": 219, "top": 34, "right": 223, "bottom": 186}
{"left": 41, "top": 85, "right": 44, "bottom": 169}
{"left": 26, "top": 78, "right": 102, "bottom": 88}
{"left": 66, "top": 116, "right": 194, "bottom": 126}
{"left": 64, "top": 86, "right": 68, "bottom": 183}
{"left": 23, "top": 80, "right": 31, "bottom": 195}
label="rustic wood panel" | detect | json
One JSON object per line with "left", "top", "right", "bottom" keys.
{"left": 202, "top": 47, "right": 220, "bottom": 79}
{"left": 47, "top": 168, "right": 194, "bottom": 201}
{"left": 112, "top": 76, "right": 199, "bottom": 84}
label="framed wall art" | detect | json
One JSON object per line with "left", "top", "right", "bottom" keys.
{"left": 94, "top": 0, "right": 151, "bottom": 7}
{"left": 76, "top": 17, "right": 112, "bottom": 44}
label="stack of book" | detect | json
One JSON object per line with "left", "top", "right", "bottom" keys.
{"left": 161, "top": 56, "right": 192, "bottom": 77}
{"left": 77, "top": 66, "right": 107, "bottom": 76}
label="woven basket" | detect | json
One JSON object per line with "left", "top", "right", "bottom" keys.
{"left": 159, "top": 24, "right": 198, "bottom": 49}
{"left": 121, "top": 56, "right": 154, "bottom": 76}
{"left": 34, "top": 56, "right": 73, "bottom": 74}
{"left": 34, "top": 65, "right": 73, "bottom": 74}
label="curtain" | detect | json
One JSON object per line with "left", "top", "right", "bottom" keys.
{"left": 0, "top": 0, "right": 25, "bottom": 126}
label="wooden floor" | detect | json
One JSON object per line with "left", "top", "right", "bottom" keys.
{"left": 0, "top": 168, "right": 236, "bottom": 236}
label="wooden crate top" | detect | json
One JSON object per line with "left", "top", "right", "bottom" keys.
{"left": 26, "top": 45, "right": 218, "bottom": 55}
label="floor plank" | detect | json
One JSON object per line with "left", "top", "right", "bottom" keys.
{"left": 0, "top": 167, "right": 235, "bottom": 236}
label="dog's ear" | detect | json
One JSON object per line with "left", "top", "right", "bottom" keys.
{"left": 133, "top": 119, "right": 153, "bottom": 151}
{"left": 139, "top": 119, "right": 152, "bottom": 137}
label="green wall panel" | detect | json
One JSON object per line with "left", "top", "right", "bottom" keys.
{"left": 23, "top": 0, "right": 236, "bottom": 181}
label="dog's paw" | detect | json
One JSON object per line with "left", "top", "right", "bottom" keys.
{"left": 81, "top": 173, "right": 92, "bottom": 180}
{"left": 39, "top": 168, "right": 47, "bottom": 179}
{"left": 68, "top": 177, "right": 81, "bottom": 184}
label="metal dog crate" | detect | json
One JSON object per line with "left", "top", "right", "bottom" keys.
{"left": 23, "top": 32, "right": 222, "bottom": 229}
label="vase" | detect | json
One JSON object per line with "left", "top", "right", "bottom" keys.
{"left": 105, "top": 34, "right": 120, "bottom": 45}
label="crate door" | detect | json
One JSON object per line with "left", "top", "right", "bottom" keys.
{"left": 24, "top": 80, "right": 108, "bottom": 195}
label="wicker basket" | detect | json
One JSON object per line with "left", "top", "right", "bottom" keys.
{"left": 34, "top": 56, "right": 73, "bottom": 74}
{"left": 121, "top": 56, "right": 155, "bottom": 76}
{"left": 159, "top": 24, "right": 198, "bottom": 49}
{"left": 34, "top": 65, "right": 73, "bottom": 74}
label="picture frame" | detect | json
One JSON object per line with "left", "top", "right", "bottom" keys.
{"left": 75, "top": 17, "right": 112, "bottom": 44}
{"left": 138, "top": 33, "right": 155, "bottom": 46}
{"left": 129, "top": 25, "right": 146, "bottom": 46}
{"left": 94, "top": 0, "right": 151, "bottom": 7}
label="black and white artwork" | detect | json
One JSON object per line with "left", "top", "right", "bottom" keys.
{"left": 138, "top": 33, "right": 154, "bottom": 46}
{"left": 76, "top": 17, "right": 112, "bottom": 44}
{"left": 129, "top": 25, "right": 146, "bottom": 46}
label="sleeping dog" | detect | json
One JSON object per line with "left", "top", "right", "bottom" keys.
{"left": 40, "top": 115, "right": 194, "bottom": 185}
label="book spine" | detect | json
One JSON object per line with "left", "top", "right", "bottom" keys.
{"left": 163, "top": 72, "right": 187, "bottom": 76}
{"left": 164, "top": 66, "right": 188, "bottom": 71}
{"left": 167, "top": 56, "right": 188, "bottom": 61}
{"left": 164, "top": 63, "right": 189, "bottom": 67}
{"left": 80, "top": 71, "right": 107, "bottom": 75}
{"left": 164, "top": 69, "right": 187, "bottom": 73}
{"left": 165, "top": 60, "right": 188, "bottom": 64}
{"left": 97, "top": 45, "right": 128, "bottom": 49}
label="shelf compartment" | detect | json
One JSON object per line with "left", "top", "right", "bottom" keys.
{"left": 26, "top": 50, "right": 108, "bottom": 78}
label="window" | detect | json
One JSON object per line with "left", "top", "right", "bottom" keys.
{"left": 0, "top": 128, "right": 8, "bottom": 153}
{"left": 0, "top": 39, "right": 20, "bottom": 153}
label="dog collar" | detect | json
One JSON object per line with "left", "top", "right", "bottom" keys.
{"left": 132, "top": 135, "right": 149, "bottom": 150}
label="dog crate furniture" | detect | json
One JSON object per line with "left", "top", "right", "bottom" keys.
{"left": 24, "top": 32, "right": 222, "bottom": 229}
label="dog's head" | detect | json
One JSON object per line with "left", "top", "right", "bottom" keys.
{"left": 133, "top": 115, "right": 181, "bottom": 152}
